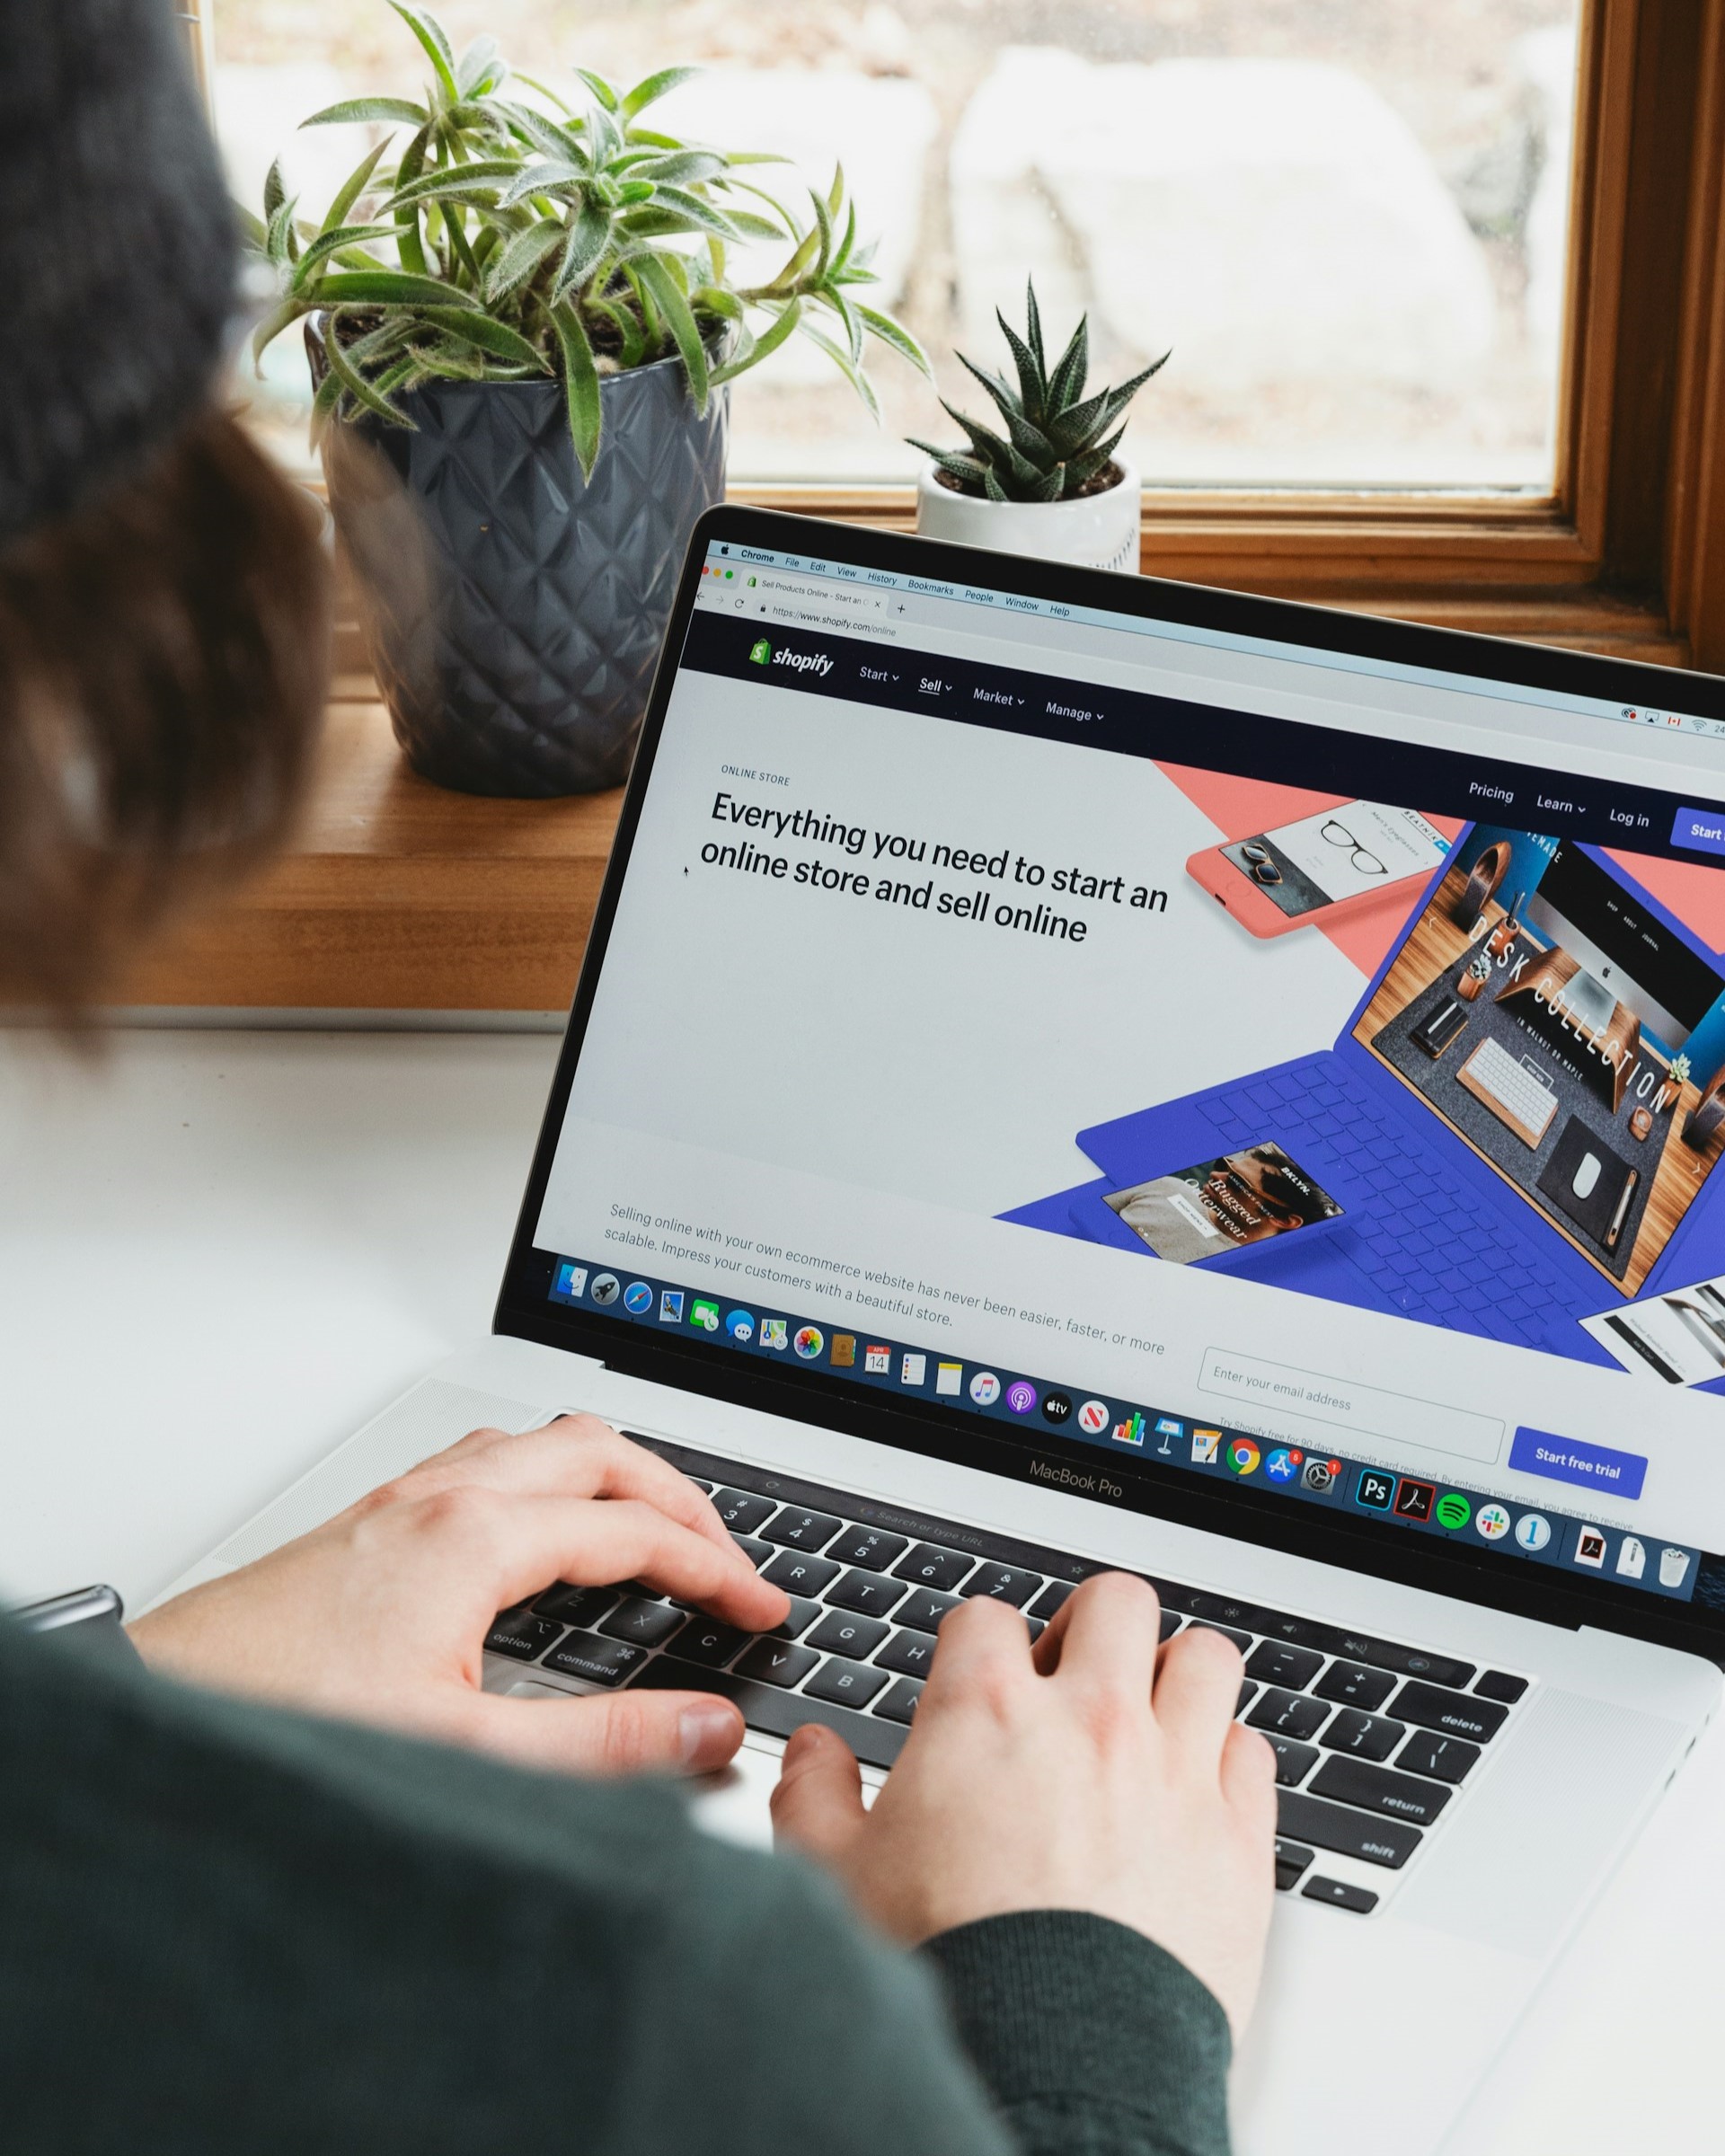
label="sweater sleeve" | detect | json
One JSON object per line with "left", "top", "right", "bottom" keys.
{"left": 923, "top": 1912, "right": 1234, "bottom": 2156}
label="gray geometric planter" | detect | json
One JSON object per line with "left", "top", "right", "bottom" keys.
{"left": 314, "top": 326, "right": 729, "bottom": 796}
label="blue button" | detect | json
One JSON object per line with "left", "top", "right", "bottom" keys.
{"left": 1509, "top": 1427, "right": 1647, "bottom": 1499}
{"left": 1671, "top": 806, "right": 1725, "bottom": 855}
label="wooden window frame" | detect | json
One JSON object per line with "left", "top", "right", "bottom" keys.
{"left": 727, "top": 0, "right": 1725, "bottom": 675}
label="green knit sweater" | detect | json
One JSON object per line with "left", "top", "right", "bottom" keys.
{"left": 0, "top": 1623, "right": 1233, "bottom": 2154}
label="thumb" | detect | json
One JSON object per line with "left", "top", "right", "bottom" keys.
{"left": 456, "top": 1685, "right": 747, "bottom": 1778}
{"left": 1220, "top": 1719, "right": 1279, "bottom": 1827}
{"left": 770, "top": 1721, "right": 867, "bottom": 1862}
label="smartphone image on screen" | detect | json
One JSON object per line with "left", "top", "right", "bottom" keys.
{"left": 1187, "top": 800, "right": 1451, "bottom": 938}
{"left": 1103, "top": 1144, "right": 1345, "bottom": 1267}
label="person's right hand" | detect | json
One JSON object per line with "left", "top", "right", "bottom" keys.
{"left": 770, "top": 1574, "right": 1277, "bottom": 2037}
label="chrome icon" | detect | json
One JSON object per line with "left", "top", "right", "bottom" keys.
{"left": 1226, "top": 1438, "right": 1261, "bottom": 1477}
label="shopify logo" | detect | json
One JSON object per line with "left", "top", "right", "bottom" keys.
{"left": 748, "top": 638, "right": 771, "bottom": 664}
{"left": 774, "top": 648, "right": 833, "bottom": 678}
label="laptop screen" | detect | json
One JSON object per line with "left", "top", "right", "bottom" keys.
{"left": 504, "top": 515, "right": 1725, "bottom": 1642}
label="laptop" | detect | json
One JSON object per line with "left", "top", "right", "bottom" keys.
{"left": 1043, "top": 827, "right": 1725, "bottom": 1377}
{"left": 154, "top": 506, "right": 1725, "bottom": 2156}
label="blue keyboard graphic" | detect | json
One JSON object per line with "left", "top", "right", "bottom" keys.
{"left": 1193, "top": 1055, "right": 1574, "bottom": 1352}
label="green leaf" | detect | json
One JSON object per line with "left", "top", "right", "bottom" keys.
{"left": 263, "top": 158, "right": 286, "bottom": 221}
{"left": 551, "top": 300, "right": 603, "bottom": 478}
{"left": 907, "top": 441, "right": 988, "bottom": 493}
{"left": 291, "top": 223, "right": 394, "bottom": 290}
{"left": 590, "top": 294, "right": 647, "bottom": 369}
{"left": 1024, "top": 278, "right": 1045, "bottom": 374}
{"left": 724, "top": 210, "right": 789, "bottom": 243}
{"left": 321, "top": 141, "right": 393, "bottom": 235}
{"left": 384, "top": 156, "right": 521, "bottom": 209}
{"left": 635, "top": 149, "right": 726, "bottom": 187}
{"left": 957, "top": 352, "right": 1023, "bottom": 428}
{"left": 938, "top": 396, "right": 1013, "bottom": 472}
{"left": 807, "top": 186, "right": 835, "bottom": 282}
{"left": 830, "top": 197, "right": 857, "bottom": 278}
{"left": 1045, "top": 314, "right": 1089, "bottom": 416}
{"left": 414, "top": 307, "right": 548, "bottom": 367}
{"left": 825, "top": 284, "right": 863, "bottom": 364}
{"left": 854, "top": 303, "right": 931, "bottom": 378}
{"left": 691, "top": 285, "right": 753, "bottom": 372}
{"left": 574, "top": 67, "right": 619, "bottom": 113}
{"left": 301, "top": 95, "right": 427, "bottom": 128}
{"left": 634, "top": 253, "right": 710, "bottom": 411}
{"left": 265, "top": 190, "right": 301, "bottom": 267}
{"left": 388, "top": 2, "right": 459, "bottom": 106}
{"left": 324, "top": 313, "right": 419, "bottom": 426}
{"left": 438, "top": 199, "right": 482, "bottom": 285}
{"left": 494, "top": 101, "right": 588, "bottom": 165}
{"left": 456, "top": 33, "right": 502, "bottom": 97}
{"left": 827, "top": 163, "right": 845, "bottom": 216}
{"left": 497, "top": 159, "right": 584, "bottom": 208}
{"left": 393, "top": 120, "right": 433, "bottom": 276}
{"left": 484, "top": 216, "right": 563, "bottom": 300}
{"left": 1064, "top": 425, "right": 1127, "bottom": 490}
{"left": 251, "top": 292, "right": 305, "bottom": 371}
{"left": 994, "top": 306, "right": 1046, "bottom": 426}
{"left": 799, "top": 321, "right": 879, "bottom": 420}
{"left": 620, "top": 64, "right": 702, "bottom": 122}
{"left": 711, "top": 296, "right": 801, "bottom": 383}
{"left": 650, "top": 186, "right": 740, "bottom": 241}
{"left": 757, "top": 216, "right": 821, "bottom": 297}
{"left": 585, "top": 99, "right": 622, "bottom": 167}
{"left": 552, "top": 194, "right": 614, "bottom": 300}
{"left": 512, "top": 71, "right": 573, "bottom": 115}
{"left": 984, "top": 467, "right": 1010, "bottom": 504}
{"left": 234, "top": 202, "right": 269, "bottom": 251}
{"left": 315, "top": 269, "right": 482, "bottom": 306}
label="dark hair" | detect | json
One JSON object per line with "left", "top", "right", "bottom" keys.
{"left": 0, "top": 410, "right": 331, "bottom": 1018}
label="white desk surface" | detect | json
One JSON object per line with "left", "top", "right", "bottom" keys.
{"left": 1, "top": 1027, "right": 1717, "bottom": 2152}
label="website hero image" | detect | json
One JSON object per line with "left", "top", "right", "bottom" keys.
{"left": 535, "top": 559, "right": 1725, "bottom": 1608}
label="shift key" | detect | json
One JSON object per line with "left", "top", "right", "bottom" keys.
{"left": 1277, "top": 1789, "right": 1422, "bottom": 1869}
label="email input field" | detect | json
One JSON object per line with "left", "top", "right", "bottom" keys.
{"left": 1198, "top": 1348, "right": 1505, "bottom": 1466}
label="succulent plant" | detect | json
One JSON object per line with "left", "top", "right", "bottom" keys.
{"left": 243, "top": 1, "right": 927, "bottom": 475}
{"left": 909, "top": 279, "right": 1165, "bottom": 503}
{"left": 1671, "top": 1053, "right": 1694, "bottom": 1086}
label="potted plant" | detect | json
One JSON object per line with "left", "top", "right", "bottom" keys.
{"left": 246, "top": 2, "right": 924, "bottom": 797}
{"left": 910, "top": 281, "right": 1163, "bottom": 574}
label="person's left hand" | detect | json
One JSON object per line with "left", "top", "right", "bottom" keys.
{"left": 127, "top": 1416, "right": 789, "bottom": 1778}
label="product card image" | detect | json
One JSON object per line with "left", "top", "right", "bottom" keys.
{"left": 1103, "top": 1144, "right": 1344, "bottom": 1266}
{"left": 1583, "top": 1273, "right": 1725, "bottom": 1386}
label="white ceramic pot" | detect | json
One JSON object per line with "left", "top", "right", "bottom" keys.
{"left": 915, "top": 455, "right": 1141, "bottom": 575}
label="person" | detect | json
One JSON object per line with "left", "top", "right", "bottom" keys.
{"left": 0, "top": 7, "right": 1278, "bottom": 2152}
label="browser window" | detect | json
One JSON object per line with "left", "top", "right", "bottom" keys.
{"left": 526, "top": 537, "right": 1725, "bottom": 1626}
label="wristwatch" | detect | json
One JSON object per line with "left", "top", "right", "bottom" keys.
{"left": 8, "top": 1583, "right": 138, "bottom": 1664}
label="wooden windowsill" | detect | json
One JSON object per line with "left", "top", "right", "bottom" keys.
{"left": 116, "top": 580, "right": 1685, "bottom": 1017}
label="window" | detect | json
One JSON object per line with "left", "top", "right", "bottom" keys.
{"left": 214, "top": 1, "right": 1579, "bottom": 490}
{"left": 205, "top": 3, "right": 1725, "bottom": 671}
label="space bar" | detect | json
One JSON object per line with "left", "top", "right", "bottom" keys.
{"left": 631, "top": 1654, "right": 908, "bottom": 1770}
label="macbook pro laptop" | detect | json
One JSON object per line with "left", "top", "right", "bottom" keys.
{"left": 155, "top": 507, "right": 1725, "bottom": 2156}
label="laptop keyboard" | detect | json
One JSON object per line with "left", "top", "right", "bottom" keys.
{"left": 1199, "top": 1054, "right": 1572, "bottom": 1349}
{"left": 483, "top": 1435, "right": 1531, "bottom": 1916}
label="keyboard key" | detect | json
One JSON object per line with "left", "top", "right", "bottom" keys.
{"left": 1474, "top": 1670, "right": 1529, "bottom": 1705}
{"left": 809, "top": 1611, "right": 889, "bottom": 1660}
{"left": 763, "top": 1550, "right": 841, "bottom": 1598}
{"left": 960, "top": 1564, "right": 1044, "bottom": 1608}
{"left": 685, "top": 1478, "right": 713, "bottom": 1493}
{"left": 599, "top": 1597, "right": 686, "bottom": 1648}
{"left": 1263, "top": 1736, "right": 1319, "bottom": 1788}
{"left": 1236, "top": 1682, "right": 1258, "bottom": 1717}
{"left": 1328, "top": 1633, "right": 1474, "bottom": 1691}
{"left": 1246, "top": 1642, "right": 1323, "bottom": 1692}
{"left": 1247, "top": 1688, "right": 1330, "bottom": 1743}
{"left": 893, "top": 1543, "right": 976, "bottom": 1594}
{"left": 734, "top": 1639, "right": 819, "bottom": 1689}
{"left": 1396, "top": 1729, "right": 1482, "bottom": 1783}
{"left": 825, "top": 1525, "right": 909, "bottom": 1571}
{"left": 826, "top": 1569, "right": 908, "bottom": 1620}
{"left": 543, "top": 1633, "right": 646, "bottom": 1687}
{"left": 484, "top": 1613, "right": 562, "bottom": 1661}
{"left": 761, "top": 1507, "right": 844, "bottom": 1552}
{"left": 896, "top": 1587, "right": 962, "bottom": 1635}
{"left": 676, "top": 1618, "right": 752, "bottom": 1668}
{"left": 1310, "top": 1756, "right": 1452, "bottom": 1828}
{"left": 875, "top": 1676, "right": 924, "bottom": 1725}
{"left": 712, "top": 1489, "right": 775, "bottom": 1536}
{"left": 730, "top": 1533, "right": 772, "bottom": 1568}
{"left": 773, "top": 1595, "right": 822, "bottom": 1641}
{"left": 805, "top": 1659, "right": 890, "bottom": 1710}
{"left": 1278, "top": 1789, "right": 1422, "bottom": 1869}
{"left": 1321, "top": 1710, "right": 1406, "bottom": 1762}
{"left": 632, "top": 1656, "right": 907, "bottom": 1770}
{"left": 1191, "top": 1622, "right": 1252, "bottom": 1652}
{"left": 1160, "top": 1611, "right": 1182, "bottom": 1642}
{"left": 1314, "top": 1660, "right": 1396, "bottom": 1713}
{"left": 1274, "top": 1838, "right": 1314, "bottom": 1890}
{"left": 1303, "top": 1876, "right": 1378, "bottom": 1914}
{"left": 1028, "top": 1579, "right": 1075, "bottom": 1620}
{"left": 1389, "top": 1681, "right": 1508, "bottom": 1745}
{"left": 875, "top": 1629, "right": 937, "bottom": 1678}
{"left": 532, "top": 1584, "right": 618, "bottom": 1628}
